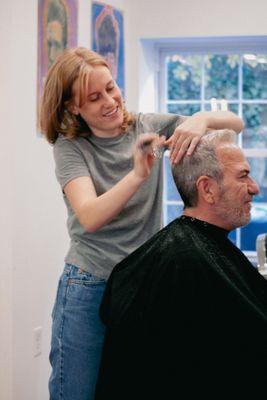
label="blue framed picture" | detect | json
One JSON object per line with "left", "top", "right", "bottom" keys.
{"left": 92, "top": 1, "right": 125, "bottom": 98}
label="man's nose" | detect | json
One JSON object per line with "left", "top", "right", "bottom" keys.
{"left": 249, "top": 177, "right": 260, "bottom": 195}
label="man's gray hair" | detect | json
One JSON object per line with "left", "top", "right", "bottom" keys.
{"left": 171, "top": 129, "right": 237, "bottom": 208}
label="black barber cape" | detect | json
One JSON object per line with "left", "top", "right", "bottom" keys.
{"left": 95, "top": 216, "right": 267, "bottom": 399}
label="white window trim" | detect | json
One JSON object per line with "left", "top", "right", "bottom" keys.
{"left": 140, "top": 35, "right": 267, "bottom": 259}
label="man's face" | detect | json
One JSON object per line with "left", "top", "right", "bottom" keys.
{"left": 214, "top": 145, "right": 260, "bottom": 230}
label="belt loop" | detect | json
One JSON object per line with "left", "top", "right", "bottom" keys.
{"left": 64, "top": 263, "right": 72, "bottom": 276}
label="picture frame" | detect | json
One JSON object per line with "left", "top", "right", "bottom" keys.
{"left": 37, "top": 0, "right": 78, "bottom": 124}
{"left": 91, "top": 1, "right": 125, "bottom": 97}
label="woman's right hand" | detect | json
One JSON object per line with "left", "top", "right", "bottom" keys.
{"left": 133, "top": 133, "right": 166, "bottom": 180}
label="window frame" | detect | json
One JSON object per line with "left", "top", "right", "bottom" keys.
{"left": 155, "top": 35, "right": 267, "bottom": 262}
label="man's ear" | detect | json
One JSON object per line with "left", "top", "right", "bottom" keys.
{"left": 196, "top": 176, "right": 218, "bottom": 205}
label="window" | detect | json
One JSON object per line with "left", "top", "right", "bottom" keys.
{"left": 156, "top": 36, "right": 267, "bottom": 261}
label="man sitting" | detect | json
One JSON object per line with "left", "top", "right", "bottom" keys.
{"left": 95, "top": 129, "right": 267, "bottom": 399}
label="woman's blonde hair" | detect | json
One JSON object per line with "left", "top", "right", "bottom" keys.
{"left": 39, "top": 47, "right": 134, "bottom": 144}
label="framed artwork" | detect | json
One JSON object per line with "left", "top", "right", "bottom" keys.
{"left": 37, "top": 0, "right": 78, "bottom": 120}
{"left": 92, "top": 1, "right": 125, "bottom": 97}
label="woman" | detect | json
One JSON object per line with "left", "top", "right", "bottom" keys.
{"left": 39, "top": 47, "right": 243, "bottom": 400}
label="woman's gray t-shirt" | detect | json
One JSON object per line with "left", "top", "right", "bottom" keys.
{"left": 53, "top": 112, "right": 185, "bottom": 279}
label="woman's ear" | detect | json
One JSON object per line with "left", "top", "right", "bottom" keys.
{"left": 196, "top": 176, "right": 218, "bottom": 205}
{"left": 67, "top": 101, "right": 79, "bottom": 116}
{"left": 65, "top": 99, "right": 80, "bottom": 115}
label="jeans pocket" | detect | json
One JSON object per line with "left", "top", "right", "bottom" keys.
{"left": 78, "top": 269, "right": 105, "bottom": 282}
{"left": 66, "top": 267, "right": 106, "bottom": 303}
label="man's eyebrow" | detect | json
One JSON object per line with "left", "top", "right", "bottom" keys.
{"left": 238, "top": 167, "right": 250, "bottom": 175}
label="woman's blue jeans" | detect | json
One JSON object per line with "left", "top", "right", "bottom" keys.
{"left": 49, "top": 263, "right": 106, "bottom": 400}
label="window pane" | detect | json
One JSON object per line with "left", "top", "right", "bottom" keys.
{"left": 166, "top": 204, "right": 184, "bottom": 225}
{"left": 242, "top": 104, "right": 267, "bottom": 148}
{"left": 167, "top": 55, "right": 201, "bottom": 100}
{"left": 243, "top": 54, "right": 267, "bottom": 99}
{"left": 205, "top": 54, "right": 239, "bottom": 100}
{"left": 247, "top": 157, "right": 267, "bottom": 202}
{"left": 228, "top": 103, "right": 239, "bottom": 114}
{"left": 164, "top": 155, "right": 181, "bottom": 201}
{"left": 240, "top": 204, "right": 267, "bottom": 251}
{"left": 167, "top": 104, "right": 200, "bottom": 115}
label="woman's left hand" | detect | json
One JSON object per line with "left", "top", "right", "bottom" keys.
{"left": 165, "top": 116, "right": 207, "bottom": 165}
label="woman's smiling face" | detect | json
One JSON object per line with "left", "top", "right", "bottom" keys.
{"left": 71, "top": 65, "right": 124, "bottom": 138}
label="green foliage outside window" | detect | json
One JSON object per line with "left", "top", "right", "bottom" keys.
{"left": 167, "top": 55, "right": 201, "bottom": 100}
{"left": 167, "top": 53, "right": 267, "bottom": 148}
{"left": 165, "top": 51, "right": 267, "bottom": 252}
{"left": 204, "top": 55, "right": 239, "bottom": 100}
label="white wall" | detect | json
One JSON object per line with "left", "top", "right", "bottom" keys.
{"left": 1, "top": 1, "right": 267, "bottom": 399}
{"left": 1, "top": 1, "right": 70, "bottom": 399}
{"left": 125, "top": 0, "right": 267, "bottom": 111}
{"left": 0, "top": 1, "right": 130, "bottom": 399}
{"left": 1, "top": 2, "right": 19, "bottom": 398}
